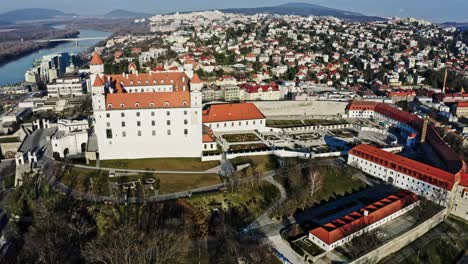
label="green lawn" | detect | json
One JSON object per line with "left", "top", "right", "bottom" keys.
{"left": 158, "top": 173, "right": 221, "bottom": 194}
{"left": 188, "top": 182, "right": 280, "bottom": 222}
{"left": 99, "top": 158, "right": 220, "bottom": 171}
{"left": 230, "top": 155, "right": 277, "bottom": 172}
{"left": 60, "top": 167, "right": 222, "bottom": 196}
{"left": 312, "top": 166, "right": 367, "bottom": 203}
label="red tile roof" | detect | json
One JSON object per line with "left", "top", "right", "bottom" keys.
{"left": 346, "top": 101, "right": 378, "bottom": 111}
{"left": 191, "top": 73, "right": 202, "bottom": 84}
{"left": 90, "top": 52, "right": 103, "bottom": 65}
{"left": 349, "top": 144, "right": 455, "bottom": 190}
{"left": 93, "top": 75, "right": 105, "bottom": 86}
{"left": 241, "top": 83, "right": 279, "bottom": 93}
{"left": 202, "top": 125, "right": 215, "bottom": 143}
{"left": 105, "top": 91, "right": 190, "bottom": 110}
{"left": 202, "top": 103, "right": 265, "bottom": 123}
{"left": 460, "top": 172, "right": 468, "bottom": 187}
{"left": 101, "top": 72, "right": 189, "bottom": 93}
{"left": 457, "top": 102, "right": 468, "bottom": 108}
{"left": 310, "top": 190, "right": 417, "bottom": 245}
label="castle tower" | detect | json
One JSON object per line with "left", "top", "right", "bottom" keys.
{"left": 190, "top": 73, "right": 203, "bottom": 91}
{"left": 90, "top": 52, "right": 104, "bottom": 75}
{"left": 92, "top": 75, "right": 105, "bottom": 95}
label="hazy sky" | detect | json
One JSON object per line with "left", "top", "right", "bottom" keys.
{"left": 1, "top": 0, "right": 467, "bottom": 23}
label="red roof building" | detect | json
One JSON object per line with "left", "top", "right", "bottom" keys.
{"left": 309, "top": 190, "right": 417, "bottom": 250}
{"left": 349, "top": 144, "right": 455, "bottom": 190}
{"left": 202, "top": 103, "right": 265, "bottom": 123}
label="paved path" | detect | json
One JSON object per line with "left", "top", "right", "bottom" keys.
{"left": 269, "top": 235, "right": 306, "bottom": 264}
{"left": 246, "top": 175, "right": 287, "bottom": 230}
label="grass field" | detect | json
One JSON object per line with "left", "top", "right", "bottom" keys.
{"left": 188, "top": 182, "right": 280, "bottom": 222}
{"left": 158, "top": 173, "right": 221, "bottom": 194}
{"left": 61, "top": 167, "right": 222, "bottom": 196}
{"left": 99, "top": 158, "right": 220, "bottom": 171}
{"left": 312, "top": 166, "right": 367, "bottom": 203}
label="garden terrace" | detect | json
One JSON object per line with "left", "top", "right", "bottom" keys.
{"left": 228, "top": 143, "right": 269, "bottom": 152}
{"left": 303, "top": 119, "right": 349, "bottom": 126}
{"left": 222, "top": 133, "right": 261, "bottom": 143}
{"left": 266, "top": 119, "right": 305, "bottom": 128}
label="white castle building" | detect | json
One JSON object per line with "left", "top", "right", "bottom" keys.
{"left": 89, "top": 53, "right": 268, "bottom": 160}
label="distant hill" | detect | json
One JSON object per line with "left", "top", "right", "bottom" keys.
{"left": 222, "top": 2, "right": 385, "bottom": 22}
{"left": 441, "top": 22, "right": 468, "bottom": 31}
{"left": 0, "top": 20, "right": 12, "bottom": 26}
{"left": 104, "top": 9, "right": 151, "bottom": 19}
{"left": 0, "top": 8, "right": 77, "bottom": 22}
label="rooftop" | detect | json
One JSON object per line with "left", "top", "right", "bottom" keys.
{"left": 202, "top": 102, "right": 265, "bottom": 123}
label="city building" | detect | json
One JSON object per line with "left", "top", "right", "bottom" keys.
{"left": 453, "top": 102, "right": 468, "bottom": 117}
{"left": 309, "top": 190, "right": 418, "bottom": 251}
{"left": 241, "top": 83, "right": 281, "bottom": 101}
{"left": 46, "top": 74, "right": 86, "bottom": 98}
{"left": 346, "top": 100, "right": 468, "bottom": 220}
{"left": 348, "top": 145, "right": 453, "bottom": 205}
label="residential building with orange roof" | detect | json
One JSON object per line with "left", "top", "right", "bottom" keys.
{"left": 202, "top": 102, "right": 266, "bottom": 132}
{"left": 454, "top": 102, "right": 468, "bottom": 117}
{"left": 309, "top": 190, "right": 418, "bottom": 251}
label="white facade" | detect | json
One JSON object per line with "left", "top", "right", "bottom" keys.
{"left": 205, "top": 118, "right": 266, "bottom": 132}
{"left": 51, "top": 119, "right": 89, "bottom": 158}
{"left": 47, "top": 75, "right": 85, "bottom": 98}
{"left": 452, "top": 185, "right": 468, "bottom": 219}
{"left": 93, "top": 106, "right": 202, "bottom": 160}
{"left": 347, "top": 154, "right": 449, "bottom": 205}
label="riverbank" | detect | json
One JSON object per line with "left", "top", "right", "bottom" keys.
{"left": 0, "top": 28, "right": 111, "bottom": 86}
{"left": 0, "top": 30, "right": 80, "bottom": 66}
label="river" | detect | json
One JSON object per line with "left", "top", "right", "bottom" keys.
{"left": 0, "top": 28, "right": 111, "bottom": 86}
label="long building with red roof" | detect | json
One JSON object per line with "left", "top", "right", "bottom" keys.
{"left": 203, "top": 102, "right": 266, "bottom": 132}
{"left": 345, "top": 100, "right": 468, "bottom": 220}
{"left": 309, "top": 190, "right": 418, "bottom": 251}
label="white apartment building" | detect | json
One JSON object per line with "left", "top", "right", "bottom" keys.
{"left": 47, "top": 74, "right": 86, "bottom": 98}
{"left": 348, "top": 144, "right": 451, "bottom": 205}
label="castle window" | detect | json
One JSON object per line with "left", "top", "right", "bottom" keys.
{"left": 150, "top": 102, "right": 155, "bottom": 107}
{"left": 108, "top": 103, "right": 113, "bottom": 108}
{"left": 130, "top": 81, "right": 134, "bottom": 85}
{"left": 135, "top": 102, "right": 140, "bottom": 108}
{"left": 145, "top": 81, "right": 149, "bottom": 85}
{"left": 138, "top": 81, "right": 141, "bottom": 85}
{"left": 183, "top": 101, "right": 187, "bottom": 106}
{"left": 165, "top": 101, "right": 170, "bottom": 107}
{"left": 153, "top": 80, "right": 157, "bottom": 84}
{"left": 120, "top": 103, "right": 125, "bottom": 108}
